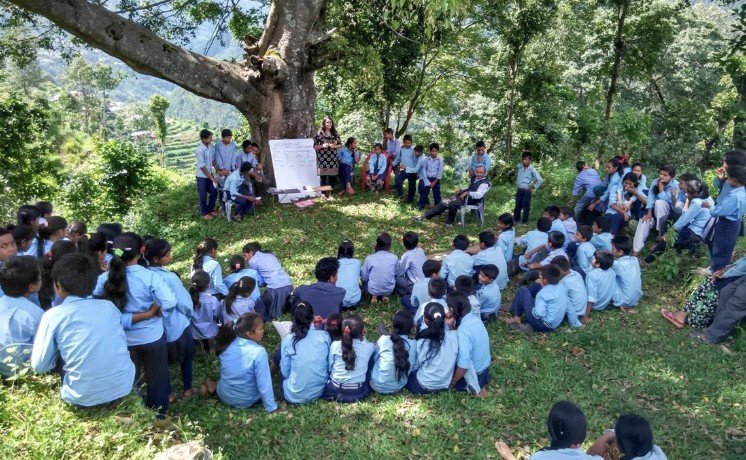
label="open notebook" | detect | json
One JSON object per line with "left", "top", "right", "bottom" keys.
{"left": 272, "top": 321, "right": 293, "bottom": 341}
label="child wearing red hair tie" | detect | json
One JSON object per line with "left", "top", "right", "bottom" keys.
{"left": 322, "top": 314, "right": 374, "bottom": 403}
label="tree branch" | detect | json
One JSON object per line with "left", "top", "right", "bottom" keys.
{"left": 113, "top": 0, "right": 174, "bottom": 14}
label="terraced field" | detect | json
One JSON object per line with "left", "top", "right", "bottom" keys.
{"left": 161, "top": 119, "right": 203, "bottom": 173}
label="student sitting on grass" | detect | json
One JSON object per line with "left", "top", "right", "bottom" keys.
{"left": 590, "top": 215, "right": 613, "bottom": 251}
{"left": 361, "top": 232, "right": 399, "bottom": 304}
{"left": 201, "top": 313, "right": 279, "bottom": 413}
{"left": 448, "top": 293, "right": 490, "bottom": 396}
{"left": 279, "top": 302, "right": 331, "bottom": 404}
{"left": 545, "top": 205, "right": 570, "bottom": 249}
{"left": 559, "top": 206, "right": 577, "bottom": 246}
{"left": 189, "top": 270, "right": 220, "bottom": 354}
{"left": 414, "top": 277, "right": 448, "bottom": 327}
{"left": 554, "top": 256, "right": 588, "bottom": 328}
{"left": 365, "top": 143, "right": 387, "bottom": 193}
{"left": 0, "top": 256, "right": 43, "bottom": 357}
{"left": 323, "top": 314, "right": 375, "bottom": 403}
{"left": 611, "top": 235, "right": 642, "bottom": 313}
{"left": 294, "top": 257, "right": 346, "bottom": 319}
{"left": 496, "top": 213, "right": 516, "bottom": 266}
{"left": 476, "top": 264, "right": 501, "bottom": 323}
{"left": 586, "top": 413, "right": 667, "bottom": 460}
{"left": 573, "top": 225, "right": 596, "bottom": 278}
{"left": 370, "top": 310, "right": 416, "bottom": 395}
{"left": 454, "top": 275, "right": 480, "bottom": 313}
{"left": 606, "top": 172, "right": 645, "bottom": 236}
{"left": 243, "top": 242, "right": 294, "bottom": 320}
{"left": 223, "top": 255, "right": 262, "bottom": 301}
{"left": 32, "top": 253, "right": 135, "bottom": 407}
{"left": 441, "top": 235, "right": 474, "bottom": 288}
{"left": 522, "top": 231, "right": 566, "bottom": 283}
{"left": 471, "top": 231, "right": 509, "bottom": 290}
{"left": 410, "top": 259, "right": 441, "bottom": 315}
{"left": 406, "top": 302, "right": 458, "bottom": 395}
{"left": 192, "top": 238, "right": 229, "bottom": 300}
{"left": 583, "top": 250, "right": 616, "bottom": 323}
{"left": 222, "top": 277, "right": 257, "bottom": 324}
{"left": 515, "top": 217, "right": 551, "bottom": 272}
{"left": 335, "top": 240, "right": 362, "bottom": 309}
{"left": 395, "top": 232, "right": 427, "bottom": 312}
{"left": 633, "top": 165, "right": 679, "bottom": 256}
{"left": 506, "top": 264, "right": 568, "bottom": 333}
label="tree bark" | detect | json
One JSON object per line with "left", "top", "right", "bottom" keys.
{"left": 599, "top": 1, "right": 628, "bottom": 163}
{"left": 8, "top": 0, "right": 327, "bottom": 182}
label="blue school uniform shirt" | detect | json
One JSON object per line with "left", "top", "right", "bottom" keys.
{"left": 221, "top": 296, "right": 256, "bottom": 324}
{"left": 223, "top": 268, "right": 263, "bottom": 300}
{"left": 410, "top": 278, "right": 431, "bottom": 313}
{"left": 586, "top": 267, "right": 615, "bottom": 310}
{"left": 591, "top": 232, "right": 612, "bottom": 251}
{"left": 562, "top": 218, "right": 577, "bottom": 241}
{"left": 576, "top": 241, "right": 596, "bottom": 275}
{"left": 148, "top": 267, "right": 193, "bottom": 343}
{"left": 201, "top": 256, "right": 228, "bottom": 296}
{"left": 645, "top": 178, "right": 680, "bottom": 210}
{"left": 195, "top": 142, "right": 214, "bottom": 178}
{"left": 723, "top": 256, "right": 746, "bottom": 278}
{"left": 612, "top": 255, "right": 642, "bottom": 307}
{"left": 573, "top": 168, "right": 603, "bottom": 199}
{"left": 606, "top": 184, "right": 645, "bottom": 217}
{"left": 23, "top": 238, "right": 40, "bottom": 258}
{"left": 191, "top": 292, "right": 220, "bottom": 340}
{"left": 223, "top": 168, "right": 249, "bottom": 198}
{"left": 31, "top": 296, "right": 135, "bottom": 407}
{"left": 518, "top": 230, "right": 548, "bottom": 254}
{"left": 235, "top": 150, "right": 259, "bottom": 170}
{"left": 361, "top": 250, "right": 399, "bottom": 296}
{"left": 338, "top": 146, "right": 357, "bottom": 165}
{"left": 516, "top": 164, "right": 543, "bottom": 190}
{"left": 248, "top": 252, "right": 292, "bottom": 289}
{"left": 217, "top": 337, "right": 277, "bottom": 412}
{"left": 550, "top": 220, "right": 570, "bottom": 249}
{"left": 336, "top": 258, "right": 362, "bottom": 307}
{"left": 413, "top": 330, "right": 458, "bottom": 390}
{"left": 714, "top": 177, "right": 734, "bottom": 205}
{"left": 441, "top": 249, "right": 474, "bottom": 287}
{"left": 469, "top": 152, "right": 492, "bottom": 172}
{"left": 476, "top": 280, "right": 501, "bottom": 315}
{"left": 397, "top": 248, "right": 427, "bottom": 284}
{"left": 367, "top": 152, "right": 387, "bottom": 175}
{"left": 673, "top": 197, "right": 713, "bottom": 236}
{"left": 627, "top": 446, "right": 667, "bottom": 460}
{"left": 540, "top": 247, "right": 568, "bottom": 266}
{"left": 710, "top": 185, "right": 745, "bottom": 221}
{"left": 471, "top": 246, "right": 508, "bottom": 290}
{"left": 214, "top": 141, "right": 238, "bottom": 171}
{"left": 280, "top": 329, "right": 331, "bottom": 404}
{"left": 530, "top": 448, "right": 603, "bottom": 460}
{"left": 424, "top": 156, "right": 444, "bottom": 179}
{"left": 414, "top": 297, "right": 448, "bottom": 326}
{"left": 456, "top": 313, "right": 490, "bottom": 373}
{"left": 328, "top": 338, "right": 375, "bottom": 385}
{"left": 370, "top": 335, "right": 417, "bottom": 394}
{"left": 386, "top": 138, "right": 401, "bottom": 166}
{"left": 561, "top": 270, "right": 588, "bottom": 328}
{"left": 0, "top": 295, "right": 44, "bottom": 346}
{"left": 600, "top": 172, "right": 624, "bottom": 202}
{"left": 93, "top": 265, "right": 176, "bottom": 346}
{"left": 414, "top": 155, "right": 428, "bottom": 181}
{"left": 533, "top": 283, "right": 568, "bottom": 330}
{"left": 400, "top": 147, "right": 417, "bottom": 172}
{"left": 497, "top": 229, "right": 516, "bottom": 264}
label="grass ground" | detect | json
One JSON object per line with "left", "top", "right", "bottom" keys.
{"left": 1, "top": 160, "right": 744, "bottom": 459}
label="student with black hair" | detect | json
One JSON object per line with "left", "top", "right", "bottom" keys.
{"left": 279, "top": 301, "right": 331, "bottom": 404}
{"left": 67, "top": 221, "right": 88, "bottom": 249}
{"left": 223, "top": 162, "right": 261, "bottom": 221}
{"left": 361, "top": 233, "right": 399, "bottom": 304}
{"left": 496, "top": 401, "right": 601, "bottom": 460}
{"left": 470, "top": 231, "right": 509, "bottom": 290}
{"left": 398, "top": 134, "right": 418, "bottom": 202}
{"left": 590, "top": 215, "right": 613, "bottom": 251}
{"left": 371, "top": 310, "right": 416, "bottom": 395}
{"left": 83, "top": 233, "right": 109, "bottom": 273}
{"left": 195, "top": 128, "right": 219, "bottom": 220}
{"left": 39, "top": 216, "right": 69, "bottom": 255}
{"left": 544, "top": 205, "right": 570, "bottom": 249}
{"left": 516, "top": 217, "right": 551, "bottom": 271}
{"left": 16, "top": 205, "right": 42, "bottom": 258}
{"left": 633, "top": 165, "right": 679, "bottom": 255}
{"left": 448, "top": 293, "right": 490, "bottom": 395}
{"left": 325, "top": 313, "right": 344, "bottom": 341}
{"left": 243, "top": 242, "right": 293, "bottom": 320}
{"left": 583, "top": 250, "right": 616, "bottom": 323}
{"left": 476, "top": 264, "right": 501, "bottom": 322}
{"left": 323, "top": 314, "right": 374, "bottom": 403}
{"left": 214, "top": 128, "right": 238, "bottom": 191}
{"left": 35, "top": 201, "right": 53, "bottom": 226}
{"left": 337, "top": 137, "right": 361, "bottom": 195}
{"left": 611, "top": 235, "right": 642, "bottom": 313}
{"left": 469, "top": 140, "right": 492, "bottom": 180}
{"left": 193, "top": 238, "right": 229, "bottom": 299}
{"left": 507, "top": 264, "right": 569, "bottom": 333}
{"left": 413, "top": 165, "right": 491, "bottom": 226}
{"left": 202, "top": 313, "right": 279, "bottom": 412}
{"left": 335, "top": 240, "right": 361, "bottom": 308}
{"left": 555, "top": 256, "right": 588, "bottom": 328}
{"left": 496, "top": 213, "right": 516, "bottom": 265}
{"left": 39, "top": 240, "right": 77, "bottom": 309}
{"left": 222, "top": 255, "right": 262, "bottom": 301}
{"left": 454, "top": 275, "right": 481, "bottom": 314}
{"left": 365, "top": 143, "right": 388, "bottom": 193}
{"left": 587, "top": 413, "right": 667, "bottom": 459}
{"left": 32, "top": 253, "right": 135, "bottom": 407}
{"left": 441, "top": 235, "right": 474, "bottom": 288}
{"left": 222, "top": 277, "right": 257, "bottom": 323}
{"left": 523, "top": 231, "right": 567, "bottom": 283}
{"left": 294, "top": 257, "right": 346, "bottom": 318}
{"left": 570, "top": 161, "right": 604, "bottom": 222}
{"left": 9, "top": 224, "right": 34, "bottom": 258}
{"left": 96, "top": 223, "right": 123, "bottom": 266}
{"left": 383, "top": 127, "right": 401, "bottom": 191}
{"left": 712, "top": 149, "right": 744, "bottom": 203}
{"left": 395, "top": 232, "right": 428, "bottom": 312}
{"left": 93, "top": 233, "right": 177, "bottom": 417}
{"left": 190, "top": 270, "right": 220, "bottom": 353}
{"left": 406, "top": 302, "right": 458, "bottom": 395}
{"left": 410, "top": 259, "right": 442, "bottom": 316}
{"left": 238, "top": 139, "right": 261, "bottom": 170}
{"left": 0, "top": 256, "right": 43, "bottom": 357}
{"left": 514, "top": 152, "right": 544, "bottom": 225}
{"left": 704, "top": 164, "right": 745, "bottom": 272}
{"left": 0, "top": 226, "right": 18, "bottom": 270}
{"left": 572, "top": 225, "right": 596, "bottom": 278}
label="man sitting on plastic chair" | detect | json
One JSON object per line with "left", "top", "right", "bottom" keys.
{"left": 224, "top": 162, "right": 262, "bottom": 222}
{"left": 413, "top": 165, "right": 490, "bottom": 227}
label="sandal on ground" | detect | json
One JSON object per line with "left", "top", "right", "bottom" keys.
{"left": 661, "top": 309, "right": 685, "bottom": 329}
{"left": 202, "top": 214, "right": 213, "bottom": 220}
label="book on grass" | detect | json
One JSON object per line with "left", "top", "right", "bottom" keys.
{"left": 272, "top": 321, "right": 293, "bottom": 340}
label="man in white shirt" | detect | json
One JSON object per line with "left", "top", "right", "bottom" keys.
{"left": 414, "top": 166, "right": 490, "bottom": 226}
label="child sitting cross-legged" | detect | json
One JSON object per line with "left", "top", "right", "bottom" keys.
{"left": 611, "top": 235, "right": 642, "bottom": 313}
{"left": 506, "top": 264, "right": 568, "bottom": 333}
{"left": 476, "top": 264, "right": 501, "bottom": 323}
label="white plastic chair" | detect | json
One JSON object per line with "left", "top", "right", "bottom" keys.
{"left": 460, "top": 199, "right": 486, "bottom": 226}
{"left": 0, "top": 342, "right": 33, "bottom": 377}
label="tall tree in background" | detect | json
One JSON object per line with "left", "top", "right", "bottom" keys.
{"left": 148, "top": 94, "right": 169, "bottom": 167}
{"left": 62, "top": 56, "right": 123, "bottom": 138}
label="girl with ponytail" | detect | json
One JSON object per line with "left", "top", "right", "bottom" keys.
{"left": 370, "top": 310, "right": 416, "bottom": 395}
{"left": 278, "top": 301, "right": 331, "bottom": 404}
{"left": 189, "top": 270, "right": 220, "bottom": 354}
{"left": 221, "top": 276, "right": 256, "bottom": 324}
{"left": 192, "top": 238, "right": 229, "bottom": 300}
{"left": 39, "top": 216, "right": 68, "bottom": 255}
{"left": 39, "top": 240, "right": 77, "bottom": 309}
{"left": 200, "top": 313, "right": 279, "bottom": 413}
{"left": 92, "top": 232, "right": 177, "bottom": 418}
{"left": 447, "top": 293, "right": 491, "bottom": 395}
{"left": 322, "top": 314, "right": 374, "bottom": 403}
{"left": 144, "top": 237, "right": 196, "bottom": 400}
{"left": 222, "top": 254, "right": 262, "bottom": 301}
{"left": 16, "top": 205, "right": 42, "bottom": 258}
{"left": 406, "top": 302, "right": 458, "bottom": 395}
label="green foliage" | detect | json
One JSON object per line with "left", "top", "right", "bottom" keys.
{"left": 148, "top": 94, "right": 170, "bottom": 146}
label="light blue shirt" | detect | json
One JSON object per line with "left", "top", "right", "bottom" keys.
{"left": 361, "top": 251, "right": 399, "bottom": 296}
{"left": 191, "top": 292, "right": 220, "bottom": 340}
{"left": 195, "top": 142, "right": 214, "bottom": 178}
{"left": 337, "top": 146, "right": 359, "bottom": 166}
{"left": 441, "top": 249, "right": 474, "bottom": 287}
{"left": 550, "top": 220, "right": 570, "bottom": 249}
{"left": 714, "top": 177, "right": 734, "bottom": 205}
{"left": 223, "top": 268, "right": 263, "bottom": 300}
{"left": 217, "top": 337, "right": 277, "bottom": 412}
{"left": 328, "top": 338, "right": 375, "bottom": 384}
{"left": 470, "top": 152, "right": 492, "bottom": 172}
{"left": 410, "top": 278, "right": 431, "bottom": 314}
{"left": 223, "top": 168, "right": 251, "bottom": 198}
{"left": 400, "top": 147, "right": 417, "bottom": 172}
{"left": 497, "top": 229, "right": 515, "bottom": 263}
{"left": 280, "top": 329, "right": 331, "bottom": 403}
{"left": 386, "top": 138, "right": 401, "bottom": 166}
{"left": 646, "top": 178, "right": 680, "bottom": 209}
{"left": 674, "top": 197, "right": 713, "bottom": 236}
{"left": 221, "top": 296, "right": 256, "bottom": 324}
{"left": 576, "top": 241, "right": 596, "bottom": 275}
{"left": 723, "top": 256, "right": 746, "bottom": 278}
{"left": 148, "top": 267, "right": 192, "bottom": 343}
{"left": 563, "top": 218, "right": 577, "bottom": 240}
{"left": 533, "top": 284, "right": 568, "bottom": 330}
{"left": 0, "top": 295, "right": 44, "bottom": 346}
{"left": 93, "top": 265, "right": 176, "bottom": 346}
{"left": 201, "top": 256, "right": 229, "bottom": 296}
{"left": 561, "top": 270, "right": 588, "bottom": 328}
{"left": 234, "top": 150, "right": 259, "bottom": 169}
{"left": 413, "top": 330, "right": 458, "bottom": 390}
{"left": 612, "top": 255, "right": 642, "bottom": 307}
{"left": 370, "top": 335, "right": 417, "bottom": 394}
{"left": 335, "top": 258, "right": 362, "bottom": 307}
{"left": 424, "top": 156, "right": 444, "bottom": 180}
{"left": 606, "top": 184, "right": 644, "bottom": 216}
{"left": 586, "top": 267, "right": 616, "bottom": 310}
{"left": 471, "top": 246, "right": 508, "bottom": 290}
{"left": 22, "top": 238, "right": 40, "bottom": 258}
{"left": 710, "top": 185, "right": 745, "bottom": 221}
{"left": 518, "top": 230, "right": 548, "bottom": 254}
{"left": 31, "top": 296, "right": 135, "bottom": 407}
{"left": 476, "top": 280, "right": 501, "bottom": 314}
{"left": 414, "top": 297, "right": 448, "bottom": 327}
{"left": 516, "top": 164, "right": 543, "bottom": 190}
{"left": 530, "top": 448, "right": 603, "bottom": 460}
{"left": 591, "top": 232, "right": 612, "bottom": 251}
{"left": 248, "top": 252, "right": 292, "bottom": 289}
{"left": 414, "top": 155, "right": 427, "bottom": 182}
{"left": 573, "top": 169, "right": 603, "bottom": 199}
{"left": 214, "top": 140, "right": 238, "bottom": 171}
{"left": 397, "top": 248, "right": 427, "bottom": 284}
{"left": 540, "top": 247, "right": 568, "bottom": 266}
{"left": 367, "top": 152, "right": 388, "bottom": 175}
{"left": 600, "top": 172, "right": 623, "bottom": 202}
{"left": 456, "top": 313, "right": 490, "bottom": 372}
{"left": 627, "top": 446, "right": 667, "bottom": 460}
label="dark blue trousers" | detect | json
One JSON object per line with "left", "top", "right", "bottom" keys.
{"left": 339, "top": 163, "right": 353, "bottom": 190}
{"left": 418, "top": 177, "right": 441, "bottom": 209}
{"left": 168, "top": 327, "right": 196, "bottom": 392}
{"left": 710, "top": 218, "right": 741, "bottom": 271}
{"left": 403, "top": 173, "right": 418, "bottom": 203}
{"left": 129, "top": 333, "right": 170, "bottom": 416}
{"left": 196, "top": 177, "right": 217, "bottom": 216}
{"left": 406, "top": 372, "right": 442, "bottom": 396}
{"left": 511, "top": 286, "right": 552, "bottom": 332}
{"left": 453, "top": 367, "right": 490, "bottom": 391}
{"left": 233, "top": 197, "right": 254, "bottom": 216}
{"left": 610, "top": 213, "right": 628, "bottom": 235}
{"left": 513, "top": 189, "right": 532, "bottom": 224}
{"left": 322, "top": 379, "right": 370, "bottom": 403}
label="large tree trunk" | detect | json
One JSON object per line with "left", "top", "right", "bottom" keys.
{"left": 8, "top": 0, "right": 330, "bottom": 183}
{"left": 599, "top": 1, "right": 628, "bottom": 164}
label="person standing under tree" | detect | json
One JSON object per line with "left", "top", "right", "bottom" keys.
{"left": 195, "top": 129, "right": 219, "bottom": 221}
{"left": 513, "top": 152, "right": 544, "bottom": 225}
{"left": 314, "top": 116, "right": 342, "bottom": 188}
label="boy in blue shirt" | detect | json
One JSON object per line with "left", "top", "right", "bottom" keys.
{"left": 545, "top": 205, "right": 570, "bottom": 249}
{"left": 31, "top": 253, "right": 135, "bottom": 407}
{"left": 590, "top": 215, "right": 613, "bottom": 251}
{"left": 496, "top": 213, "right": 516, "bottom": 268}
{"left": 395, "top": 231, "right": 428, "bottom": 312}
{"left": 366, "top": 143, "right": 388, "bottom": 193}
{"left": 515, "top": 217, "right": 551, "bottom": 272}
{"left": 476, "top": 264, "right": 501, "bottom": 323}
{"left": 554, "top": 256, "right": 587, "bottom": 328}
{"left": 633, "top": 165, "right": 679, "bottom": 255}
{"left": 396, "top": 134, "right": 418, "bottom": 201}
{"left": 513, "top": 152, "right": 544, "bottom": 224}
{"left": 418, "top": 143, "right": 444, "bottom": 209}
{"left": 583, "top": 250, "right": 616, "bottom": 323}
{"left": 414, "top": 277, "right": 448, "bottom": 327}
{"left": 611, "top": 235, "right": 642, "bottom": 312}
{"left": 471, "top": 231, "right": 509, "bottom": 290}
{"left": 506, "top": 264, "right": 568, "bottom": 333}
{"left": 573, "top": 225, "right": 596, "bottom": 278}
{"left": 703, "top": 165, "right": 746, "bottom": 272}
{"left": 522, "top": 231, "right": 566, "bottom": 283}
{"left": 410, "top": 259, "right": 441, "bottom": 315}
{"left": 0, "top": 256, "right": 43, "bottom": 373}
{"left": 441, "top": 235, "right": 474, "bottom": 288}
